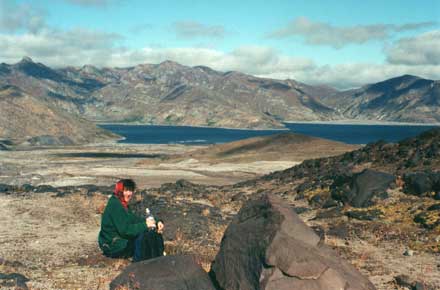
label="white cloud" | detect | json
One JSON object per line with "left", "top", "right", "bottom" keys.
{"left": 385, "top": 30, "right": 440, "bottom": 65}
{"left": 0, "top": 28, "right": 122, "bottom": 67}
{"left": 172, "top": 21, "right": 225, "bottom": 39}
{"left": 268, "top": 17, "right": 436, "bottom": 48}
{"left": 261, "top": 63, "right": 440, "bottom": 89}
{"left": 64, "top": 0, "right": 110, "bottom": 6}
{"left": 0, "top": 0, "right": 46, "bottom": 33}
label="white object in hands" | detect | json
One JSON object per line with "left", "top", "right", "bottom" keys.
{"left": 146, "top": 208, "right": 156, "bottom": 229}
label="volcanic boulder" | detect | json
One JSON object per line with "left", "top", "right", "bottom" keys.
{"left": 210, "top": 194, "right": 376, "bottom": 290}
{"left": 110, "top": 255, "right": 216, "bottom": 290}
{"left": 331, "top": 169, "right": 395, "bottom": 207}
{"left": 403, "top": 171, "right": 440, "bottom": 198}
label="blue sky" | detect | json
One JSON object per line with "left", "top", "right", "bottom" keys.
{"left": 0, "top": 0, "right": 439, "bottom": 88}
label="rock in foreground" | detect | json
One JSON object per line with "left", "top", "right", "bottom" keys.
{"left": 110, "top": 255, "right": 216, "bottom": 290}
{"left": 210, "top": 194, "right": 376, "bottom": 290}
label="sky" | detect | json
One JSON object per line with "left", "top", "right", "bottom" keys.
{"left": 0, "top": 0, "right": 439, "bottom": 89}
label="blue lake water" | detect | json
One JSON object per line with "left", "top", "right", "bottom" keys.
{"left": 100, "top": 123, "right": 439, "bottom": 145}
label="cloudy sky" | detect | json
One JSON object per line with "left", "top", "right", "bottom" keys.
{"left": 0, "top": 0, "right": 439, "bottom": 89}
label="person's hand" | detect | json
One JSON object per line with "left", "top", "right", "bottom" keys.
{"left": 146, "top": 218, "right": 156, "bottom": 229}
{"left": 157, "top": 221, "right": 164, "bottom": 234}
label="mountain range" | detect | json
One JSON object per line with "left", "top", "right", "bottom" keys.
{"left": 0, "top": 57, "right": 438, "bottom": 144}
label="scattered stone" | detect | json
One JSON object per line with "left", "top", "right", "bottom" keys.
{"left": 292, "top": 206, "right": 309, "bottom": 214}
{"left": 310, "top": 193, "right": 324, "bottom": 205}
{"left": 0, "top": 258, "right": 25, "bottom": 268}
{"left": 110, "top": 255, "right": 216, "bottom": 290}
{"left": 322, "top": 197, "right": 339, "bottom": 208}
{"left": 33, "top": 185, "right": 58, "bottom": 193}
{"left": 0, "top": 142, "right": 8, "bottom": 150}
{"left": 314, "top": 207, "right": 342, "bottom": 219}
{"left": 395, "top": 275, "right": 435, "bottom": 290}
{"left": 414, "top": 282, "right": 426, "bottom": 290}
{"left": 345, "top": 209, "right": 384, "bottom": 221}
{"left": 395, "top": 274, "right": 414, "bottom": 288}
{"left": 210, "top": 194, "right": 376, "bottom": 290}
{"left": 20, "top": 184, "right": 33, "bottom": 192}
{"left": 327, "top": 223, "right": 351, "bottom": 239}
{"left": 403, "top": 249, "right": 414, "bottom": 256}
{"left": 0, "top": 272, "right": 29, "bottom": 289}
{"left": 395, "top": 274, "right": 413, "bottom": 288}
{"left": 0, "top": 184, "right": 14, "bottom": 193}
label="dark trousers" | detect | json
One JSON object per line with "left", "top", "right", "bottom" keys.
{"left": 133, "top": 230, "right": 164, "bottom": 262}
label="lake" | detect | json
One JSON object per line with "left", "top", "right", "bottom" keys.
{"left": 100, "top": 123, "right": 439, "bottom": 145}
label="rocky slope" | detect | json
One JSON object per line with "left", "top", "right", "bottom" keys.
{"left": 1, "top": 57, "right": 438, "bottom": 132}
{"left": 0, "top": 57, "right": 339, "bottom": 129}
{"left": 318, "top": 75, "right": 440, "bottom": 123}
{"left": 63, "top": 61, "right": 341, "bottom": 128}
{"left": 0, "top": 84, "right": 119, "bottom": 145}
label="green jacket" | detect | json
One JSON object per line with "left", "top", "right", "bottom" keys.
{"left": 98, "top": 195, "right": 147, "bottom": 256}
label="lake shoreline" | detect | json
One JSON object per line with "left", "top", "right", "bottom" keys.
{"left": 97, "top": 120, "right": 440, "bottom": 130}
{"left": 284, "top": 120, "right": 440, "bottom": 126}
{"left": 97, "top": 122, "right": 289, "bottom": 131}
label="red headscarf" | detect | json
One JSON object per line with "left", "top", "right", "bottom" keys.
{"left": 114, "top": 180, "right": 128, "bottom": 210}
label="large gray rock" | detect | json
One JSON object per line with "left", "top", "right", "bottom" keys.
{"left": 332, "top": 169, "right": 395, "bottom": 207}
{"left": 110, "top": 255, "right": 216, "bottom": 290}
{"left": 210, "top": 194, "right": 376, "bottom": 290}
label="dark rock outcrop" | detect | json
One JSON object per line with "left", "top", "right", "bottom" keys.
{"left": 264, "top": 129, "right": 440, "bottom": 193}
{"left": 159, "top": 179, "right": 208, "bottom": 198}
{"left": 331, "top": 169, "right": 395, "bottom": 207}
{"left": 403, "top": 171, "right": 440, "bottom": 198}
{"left": 134, "top": 192, "right": 224, "bottom": 243}
{"left": 110, "top": 255, "right": 216, "bottom": 290}
{"left": 210, "top": 194, "right": 376, "bottom": 290}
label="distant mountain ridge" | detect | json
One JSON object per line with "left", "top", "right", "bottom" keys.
{"left": 317, "top": 74, "right": 440, "bottom": 123}
{"left": 0, "top": 58, "right": 439, "bottom": 138}
{"left": 0, "top": 57, "right": 341, "bottom": 130}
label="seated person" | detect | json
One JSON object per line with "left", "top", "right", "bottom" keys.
{"left": 98, "top": 179, "right": 164, "bottom": 262}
